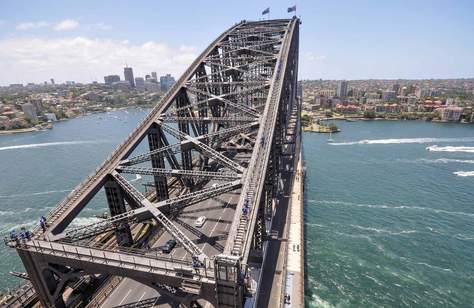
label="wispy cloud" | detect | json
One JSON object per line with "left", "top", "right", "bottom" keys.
{"left": 54, "top": 19, "right": 79, "bottom": 31}
{"left": 94, "top": 22, "right": 112, "bottom": 31}
{"left": 0, "top": 36, "right": 197, "bottom": 84}
{"left": 16, "top": 21, "right": 49, "bottom": 31}
{"left": 305, "top": 52, "right": 326, "bottom": 61}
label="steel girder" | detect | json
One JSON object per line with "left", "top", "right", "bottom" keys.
{"left": 12, "top": 17, "right": 299, "bottom": 308}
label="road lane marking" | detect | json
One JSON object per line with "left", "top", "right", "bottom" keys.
{"left": 135, "top": 291, "right": 147, "bottom": 306}
{"left": 118, "top": 289, "right": 132, "bottom": 305}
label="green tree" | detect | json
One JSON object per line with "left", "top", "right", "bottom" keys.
{"left": 364, "top": 110, "right": 376, "bottom": 118}
{"left": 301, "top": 114, "right": 311, "bottom": 127}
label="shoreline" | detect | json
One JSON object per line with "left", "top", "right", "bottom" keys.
{"left": 0, "top": 127, "right": 38, "bottom": 135}
{"left": 322, "top": 117, "right": 474, "bottom": 124}
{"left": 0, "top": 105, "right": 153, "bottom": 136}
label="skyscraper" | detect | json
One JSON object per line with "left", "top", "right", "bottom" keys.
{"left": 124, "top": 66, "right": 135, "bottom": 87}
{"left": 336, "top": 80, "right": 348, "bottom": 98}
{"left": 151, "top": 72, "right": 158, "bottom": 81}
{"left": 160, "top": 74, "right": 176, "bottom": 92}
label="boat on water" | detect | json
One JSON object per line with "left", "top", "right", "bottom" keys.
{"left": 360, "top": 139, "right": 370, "bottom": 144}
{"left": 327, "top": 131, "right": 334, "bottom": 143}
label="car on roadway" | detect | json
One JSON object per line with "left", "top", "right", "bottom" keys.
{"left": 160, "top": 239, "right": 176, "bottom": 254}
{"left": 194, "top": 216, "right": 207, "bottom": 228}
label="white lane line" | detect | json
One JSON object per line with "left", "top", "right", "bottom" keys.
{"left": 118, "top": 289, "right": 132, "bottom": 305}
{"left": 181, "top": 251, "right": 188, "bottom": 261}
{"left": 135, "top": 291, "right": 147, "bottom": 306}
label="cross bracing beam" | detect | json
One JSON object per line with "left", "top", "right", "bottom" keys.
{"left": 169, "top": 91, "right": 263, "bottom": 118}
{"left": 121, "top": 122, "right": 259, "bottom": 166}
{"left": 188, "top": 80, "right": 269, "bottom": 86}
{"left": 184, "top": 85, "right": 262, "bottom": 118}
{"left": 116, "top": 166, "right": 242, "bottom": 181}
{"left": 59, "top": 211, "right": 137, "bottom": 241}
{"left": 159, "top": 116, "right": 256, "bottom": 124}
{"left": 112, "top": 172, "right": 205, "bottom": 258}
{"left": 59, "top": 180, "right": 242, "bottom": 242}
{"left": 155, "top": 180, "right": 241, "bottom": 213}
{"left": 158, "top": 122, "right": 245, "bottom": 173}
{"left": 121, "top": 143, "right": 182, "bottom": 166}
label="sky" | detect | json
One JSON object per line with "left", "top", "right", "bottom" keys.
{"left": 0, "top": 0, "right": 473, "bottom": 85}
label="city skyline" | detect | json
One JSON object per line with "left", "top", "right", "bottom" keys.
{"left": 1, "top": 0, "right": 474, "bottom": 86}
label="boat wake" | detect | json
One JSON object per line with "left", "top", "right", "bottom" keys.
{"left": 0, "top": 189, "right": 70, "bottom": 198}
{"left": 0, "top": 140, "right": 108, "bottom": 152}
{"left": 330, "top": 137, "right": 474, "bottom": 146}
{"left": 426, "top": 145, "right": 474, "bottom": 153}
{"left": 453, "top": 171, "right": 474, "bottom": 177}
{"left": 311, "top": 200, "right": 474, "bottom": 217}
{"left": 421, "top": 158, "right": 474, "bottom": 164}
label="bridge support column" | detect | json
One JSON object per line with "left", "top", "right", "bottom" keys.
{"left": 214, "top": 256, "right": 245, "bottom": 308}
{"left": 17, "top": 250, "right": 67, "bottom": 308}
{"left": 148, "top": 124, "right": 169, "bottom": 200}
{"left": 177, "top": 89, "right": 195, "bottom": 188}
{"left": 104, "top": 180, "right": 133, "bottom": 246}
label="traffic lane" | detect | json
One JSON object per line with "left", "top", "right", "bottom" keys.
{"left": 101, "top": 277, "right": 178, "bottom": 308}
{"left": 178, "top": 190, "right": 239, "bottom": 257}
{"left": 153, "top": 188, "right": 239, "bottom": 261}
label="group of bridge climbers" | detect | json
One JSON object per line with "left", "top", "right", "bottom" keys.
{"left": 4, "top": 227, "right": 32, "bottom": 246}
{"left": 3, "top": 215, "right": 47, "bottom": 247}
{"left": 242, "top": 198, "right": 252, "bottom": 216}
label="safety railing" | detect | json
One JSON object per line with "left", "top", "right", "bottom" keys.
{"left": 21, "top": 240, "right": 215, "bottom": 279}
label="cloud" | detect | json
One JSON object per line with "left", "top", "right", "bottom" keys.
{"left": 16, "top": 21, "right": 49, "bottom": 31}
{"left": 0, "top": 36, "right": 197, "bottom": 84}
{"left": 94, "top": 22, "right": 112, "bottom": 31}
{"left": 304, "top": 52, "right": 326, "bottom": 61}
{"left": 54, "top": 19, "right": 79, "bottom": 31}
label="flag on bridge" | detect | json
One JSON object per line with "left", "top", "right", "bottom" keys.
{"left": 262, "top": 7, "right": 270, "bottom": 15}
{"left": 288, "top": 5, "right": 296, "bottom": 13}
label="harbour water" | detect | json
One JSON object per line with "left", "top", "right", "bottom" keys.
{"left": 0, "top": 108, "right": 150, "bottom": 292}
{"left": 304, "top": 120, "right": 474, "bottom": 307}
{"left": 1, "top": 110, "right": 473, "bottom": 308}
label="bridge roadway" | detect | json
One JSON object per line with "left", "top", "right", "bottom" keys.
{"left": 100, "top": 157, "right": 248, "bottom": 307}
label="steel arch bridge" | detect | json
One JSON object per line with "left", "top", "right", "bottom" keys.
{"left": 7, "top": 17, "right": 300, "bottom": 308}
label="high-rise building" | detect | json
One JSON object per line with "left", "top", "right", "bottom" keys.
{"left": 135, "top": 77, "right": 145, "bottom": 91}
{"left": 151, "top": 72, "right": 158, "bottom": 81}
{"left": 50, "top": 78, "right": 55, "bottom": 85}
{"left": 124, "top": 66, "right": 135, "bottom": 87}
{"left": 104, "top": 75, "right": 121, "bottom": 85}
{"left": 336, "top": 80, "right": 348, "bottom": 98}
{"left": 160, "top": 74, "right": 176, "bottom": 92}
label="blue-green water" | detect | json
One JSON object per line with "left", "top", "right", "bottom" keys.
{"left": 1, "top": 112, "right": 473, "bottom": 307}
{"left": 304, "top": 120, "right": 474, "bottom": 307}
{"left": 0, "top": 108, "right": 150, "bottom": 291}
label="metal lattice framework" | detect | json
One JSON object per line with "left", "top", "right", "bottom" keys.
{"left": 8, "top": 17, "right": 300, "bottom": 308}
